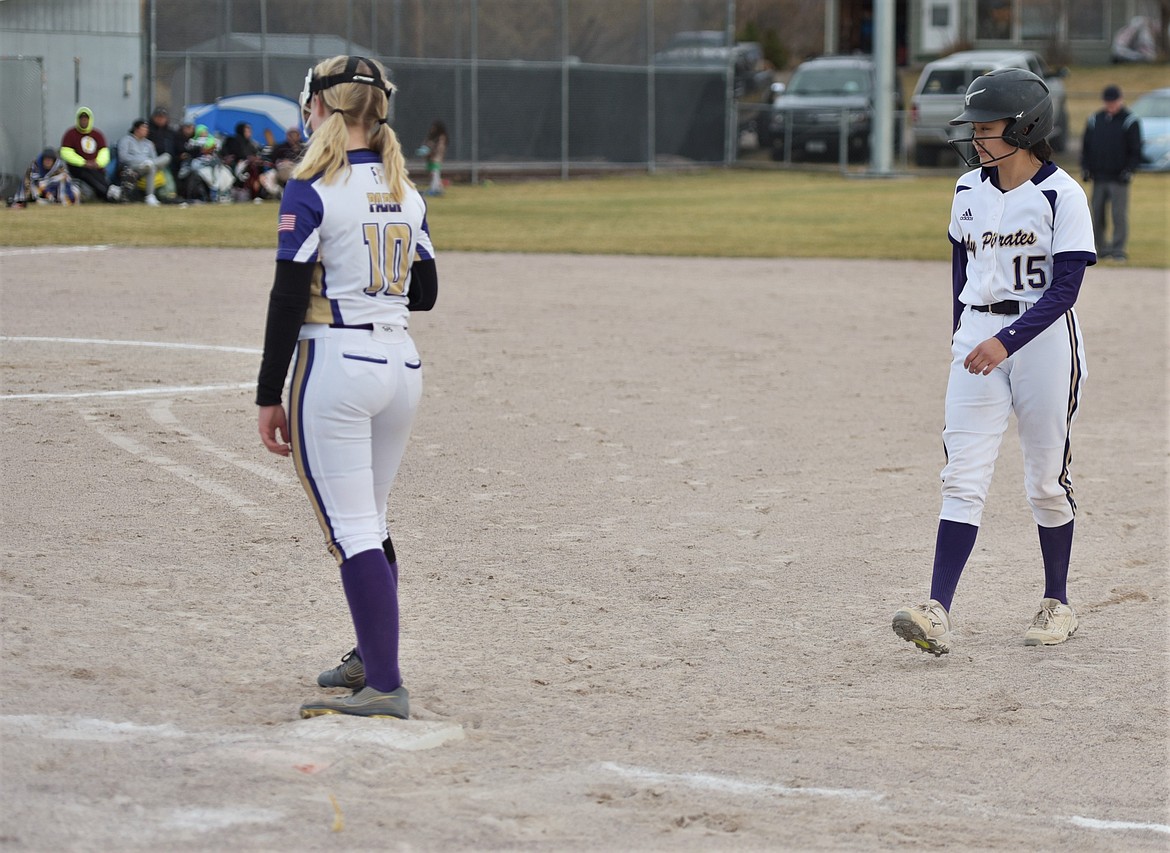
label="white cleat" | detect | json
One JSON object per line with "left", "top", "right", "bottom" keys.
{"left": 1024, "top": 598, "right": 1078, "bottom": 646}
{"left": 892, "top": 600, "right": 953, "bottom": 656}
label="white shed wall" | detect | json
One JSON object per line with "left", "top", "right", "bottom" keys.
{"left": 0, "top": 0, "right": 144, "bottom": 155}
{"left": 0, "top": 0, "right": 140, "bottom": 34}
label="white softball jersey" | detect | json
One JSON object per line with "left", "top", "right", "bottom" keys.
{"left": 277, "top": 149, "right": 434, "bottom": 329}
{"left": 949, "top": 162, "right": 1095, "bottom": 308}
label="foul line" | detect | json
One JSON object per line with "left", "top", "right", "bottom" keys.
{"left": 148, "top": 400, "right": 294, "bottom": 486}
{"left": 0, "top": 335, "right": 261, "bottom": 354}
{"left": 1069, "top": 816, "right": 1170, "bottom": 835}
{"left": 0, "top": 714, "right": 1163, "bottom": 837}
{"left": 81, "top": 410, "right": 267, "bottom": 519}
{"left": 3, "top": 382, "right": 253, "bottom": 401}
{"left": 600, "top": 763, "right": 1170, "bottom": 837}
{"left": 0, "top": 245, "right": 111, "bottom": 256}
{"left": 599, "top": 762, "right": 883, "bottom": 801}
{"left": 1, "top": 336, "right": 259, "bottom": 400}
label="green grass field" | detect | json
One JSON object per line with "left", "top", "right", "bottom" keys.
{"left": 3, "top": 169, "right": 1165, "bottom": 267}
{"left": 3, "top": 65, "right": 1165, "bottom": 266}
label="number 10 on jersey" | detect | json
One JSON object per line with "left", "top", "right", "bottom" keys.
{"left": 362, "top": 222, "right": 413, "bottom": 296}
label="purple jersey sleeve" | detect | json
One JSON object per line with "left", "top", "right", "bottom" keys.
{"left": 415, "top": 210, "right": 434, "bottom": 261}
{"left": 949, "top": 234, "right": 968, "bottom": 333}
{"left": 994, "top": 177, "right": 1096, "bottom": 355}
{"left": 275, "top": 178, "right": 324, "bottom": 262}
{"left": 993, "top": 257, "right": 1087, "bottom": 355}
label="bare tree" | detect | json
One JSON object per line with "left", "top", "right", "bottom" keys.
{"left": 1160, "top": 0, "right": 1170, "bottom": 59}
{"left": 737, "top": 0, "right": 824, "bottom": 67}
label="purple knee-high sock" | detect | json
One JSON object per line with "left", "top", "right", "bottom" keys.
{"left": 347, "top": 540, "right": 400, "bottom": 662}
{"left": 339, "top": 548, "right": 401, "bottom": 693}
{"left": 1038, "top": 520, "right": 1074, "bottom": 604}
{"left": 929, "top": 520, "right": 979, "bottom": 613}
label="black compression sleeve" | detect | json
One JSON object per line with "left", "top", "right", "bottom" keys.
{"left": 255, "top": 260, "right": 314, "bottom": 406}
{"left": 407, "top": 258, "right": 438, "bottom": 312}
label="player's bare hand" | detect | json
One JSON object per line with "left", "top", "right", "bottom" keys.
{"left": 964, "top": 338, "right": 1008, "bottom": 376}
{"left": 258, "top": 404, "right": 292, "bottom": 456}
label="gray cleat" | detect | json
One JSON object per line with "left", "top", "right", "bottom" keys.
{"left": 316, "top": 648, "right": 366, "bottom": 690}
{"left": 300, "top": 685, "right": 410, "bottom": 719}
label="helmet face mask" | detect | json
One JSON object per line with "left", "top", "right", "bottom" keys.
{"left": 299, "top": 67, "right": 314, "bottom": 134}
{"left": 947, "top": 67, "right": 1053, "bottom": 167}
{"left": 949, "top": 123, "right": 1015, "bottom": 168}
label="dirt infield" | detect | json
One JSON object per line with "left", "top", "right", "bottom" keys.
{"left": 1, "top": 247, "right": 1166, "bottom": 850}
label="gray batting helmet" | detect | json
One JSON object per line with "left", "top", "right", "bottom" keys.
{"left": 949, "top": 67, "right": 1053, "bottom": 149}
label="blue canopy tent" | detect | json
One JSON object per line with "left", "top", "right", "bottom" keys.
{"left": 183, "top": 93, "right": 301, "bottom": 144}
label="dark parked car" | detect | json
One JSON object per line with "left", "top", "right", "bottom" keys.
{"left": 768, "top": 55, "right": 902, "bottom": 163}
{"left": 654, "top": 30, "right": 773, "bottom": 98}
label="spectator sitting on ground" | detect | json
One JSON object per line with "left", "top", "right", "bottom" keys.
{"left": 181, "top": 124, "right": 234, "bottom": 202}
{"left": 117, "top": 118, "right": 175, "bottom": 205}
{"left": 271, "top": 126, "right": 304, "bottom": 191}
{"left": 147, "top": 107, "right": 180, "bottom": 176}
{"left": 59, "top": 106, "right": 122, "bottom": 202}
{"left": 10, "top": 148, "right": 81, "bottom": 207}
{"left": 189, "top": 124, "right": 219, "bottom": 158}
{"left": 173, "top": 121, "right": 196, "bottom": 195}
{"left": 220, "top": 121, "right": 269, "bottom": 199}
{"left": 220, "top": 121, "right": 260, "bottom": 169}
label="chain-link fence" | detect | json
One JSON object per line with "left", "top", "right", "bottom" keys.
{"left": 150, "top": 0, "right": 751, "bottom": 178}
{"left": 0, "top": 57, "right": 46, "bottom": 199}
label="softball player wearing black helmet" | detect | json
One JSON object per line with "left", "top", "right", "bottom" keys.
{"left": 892, "top": 68, "right": 1096, "bottom": 655}
{"left": 257, "top": 55, "right": 437, "bottom": 718}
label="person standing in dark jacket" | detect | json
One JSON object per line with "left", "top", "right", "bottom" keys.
{"left": 1081, "top": 85, "right": 1142, "bottom": 262}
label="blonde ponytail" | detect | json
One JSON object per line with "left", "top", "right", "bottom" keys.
{"left": 369, "top": 121, "right": 415, "bottom": 200}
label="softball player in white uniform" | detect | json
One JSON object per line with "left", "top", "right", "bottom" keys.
{"left": 893, "top": 69, "right": 1096, "bottom": 655}
{"left": 257, "top": 56, "right": 437, "bottom": 718}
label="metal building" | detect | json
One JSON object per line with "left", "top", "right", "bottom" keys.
{"left": 0, "top": 0, "right": 144, "bottom": 196}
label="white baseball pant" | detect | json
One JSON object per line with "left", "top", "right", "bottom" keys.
{"left": 940, "top": 305, "right": 1087, "bottom": 528}
{"left": 288, "top": 324, "right": 423, "bottom": 564}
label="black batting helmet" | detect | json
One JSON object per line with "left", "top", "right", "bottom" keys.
{"left": 949, "top": 67, "right": 1053, "bottom": 149}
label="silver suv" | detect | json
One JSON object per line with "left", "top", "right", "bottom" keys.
{"left": 910, "top": 50, "right": 1069, "bottom": 167}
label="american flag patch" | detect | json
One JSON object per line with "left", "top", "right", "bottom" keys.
{"left": 277, "top": 213, "right": 297, "bottom": 232}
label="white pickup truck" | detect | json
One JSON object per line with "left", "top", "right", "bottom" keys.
{"left": 909, "top": 50, "right": 1069, "bottom": 167}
